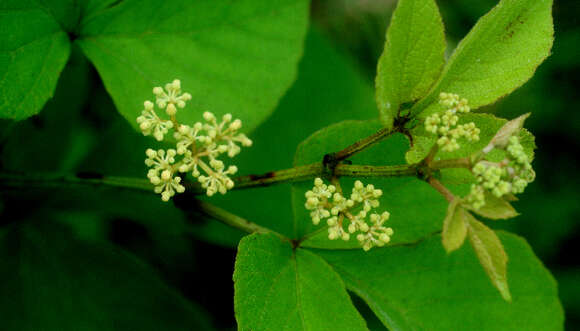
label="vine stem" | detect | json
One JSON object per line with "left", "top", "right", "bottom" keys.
{"left": 0, "top": 158, "right": 468, "bottom": 239}
{"left": 335, "top": 164, "right": 418, "bottom": 178}
{"left": 0, "top": 172, "right": 153, "bottom": 192}
{"left": 0, "top": 163, "right": 417, "bottom": 197}
{"left": 327, "top": 126, "right": 397, "bottom": 163}
{"left": 193, "top": 200, "right": 285, "bottom": 238}
{"left": 0, "top": 159, "right": 468, "bottom": 195}
{"left": 228, "top": 163, "right": 323, "bottom": 190}
{"left": 424, "top": 144, "right": 439, "bottom": 166}
{"left": 430, "top": 157, "right": 471, "bottom": 170}
{"left": 427, "top": 177, "right": 455, "bottom": 202}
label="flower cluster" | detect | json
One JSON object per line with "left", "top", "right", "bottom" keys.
{"left": 137, "top": 79, "right": 252, "bottom": 200}
{"left": 466, "top": 136, "right": 535, "bottom": 209}
{"left": 145, "top": 149, "right": 185, "bottom": 201}
{"left": 304, "top": 178, "right": 394, "bottom": 251}
{"left": 137, "top": 101, "right": 173, "bottom": 141}
{"left": 425, "top": 92, "right": 480, "bottom": 152}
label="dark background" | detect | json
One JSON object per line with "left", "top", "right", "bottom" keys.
{"left": 0, "top": 0, "right": 578, "bottom": 329}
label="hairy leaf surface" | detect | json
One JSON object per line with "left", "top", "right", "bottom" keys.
{"left": 410, "top": 0, "right": 554, "bottom": 118}
{"left": 375, "top": 0, "right": 445, "bottom": 128}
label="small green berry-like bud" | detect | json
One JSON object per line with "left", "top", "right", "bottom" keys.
{"left": 327, "top": 217, "right": 337, "bottom": 226}
{"left": 348, "top": 223, "right": 357, "bottom": 233}
{"left": 203, "top": 111, "right": 215, "bottom": 122}
{"left": 303, "top": 178, "right": 394, "bottom": 251}
{"left": 166, "top": 103, "right": 177, "bottom": 116}
{"left": 328, "top": 230, "right": 338, "bottom": 240}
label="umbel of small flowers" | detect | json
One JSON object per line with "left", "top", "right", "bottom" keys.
{"left": 466, "top": 135, "right": 535, "bottom": 209}
{"left": 305, "top": 178, "right": 394, "bottom": 251}
{"left": 425, "top": 92, "right": 480, "bottom": 152}
{"left": 136, "top": 79, "right": 252, "bottom": 201}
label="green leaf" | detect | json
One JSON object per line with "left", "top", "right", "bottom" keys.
{"left": 0, "top": 0, "right": 71, "bottom": 119}
{"left": 375, "top": 0, "right": 445, "bottom": 128}
{"left": 410, "top": 0, "right": 554, "bottom": 118}
{"left": 0, "top": 221, "right": 210, "bottom": 330}
{"left": 80, "top": 0, "right": 119, "bottom": 20}
{"left": 315, "top": 232, "right": 563, "bottom": 330}
{"left": 1, "top": 48, "right": 95, "bottom": 172}
{"left": 292, "top": 120, "right": 449, "bottom": 248}
{"left": 35, "top": 0, "right": 81, "bottom": 32}
{"left": 406, "top": 113, "right": 536, "bottom": 185}
{"left": 77, "top": 0, "right": 309, "bottom": 133}
{"left": 234, "top": 233, "right": 367, "bottom": 330}
{"left": 466, "top": 214, "right": 511, "bottom": 301}
{"left": 465, "top": 191, "right": 519, "bottom": 220}
{"left": 442, "top": 198, "right": 468, "bottom": 253}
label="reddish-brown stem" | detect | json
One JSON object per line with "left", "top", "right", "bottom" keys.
{"left": 424, "top": 145, "right": 439, "bottom": 166}
{"left": 427, "top": 177, "right": 455, "bottom": 202}
{"left": 329, "top": 127, "right": 396, "bottom": 162}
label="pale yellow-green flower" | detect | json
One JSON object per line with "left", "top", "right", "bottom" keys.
{"left": 137, "top": 80, "right": 251, "bottom": 200}
{"left": 425, "top": 92, "right": 480, "bottom": 152}
{"left": 305, "top": 178, "right": 394, "bottom": 251}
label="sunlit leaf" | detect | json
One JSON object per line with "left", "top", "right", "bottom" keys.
{"left": 410, "top": 0, "right": 554, "bottom": 118}
{"left": 375, "top": 0, "right": 445, "bottom": 128}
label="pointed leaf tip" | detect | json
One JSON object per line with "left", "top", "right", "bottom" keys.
{"left": 466, "top": 214, "right": 512, "bottom": 302}
{"left": 489, "top": 113, "right": 531, "bottom": 149}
